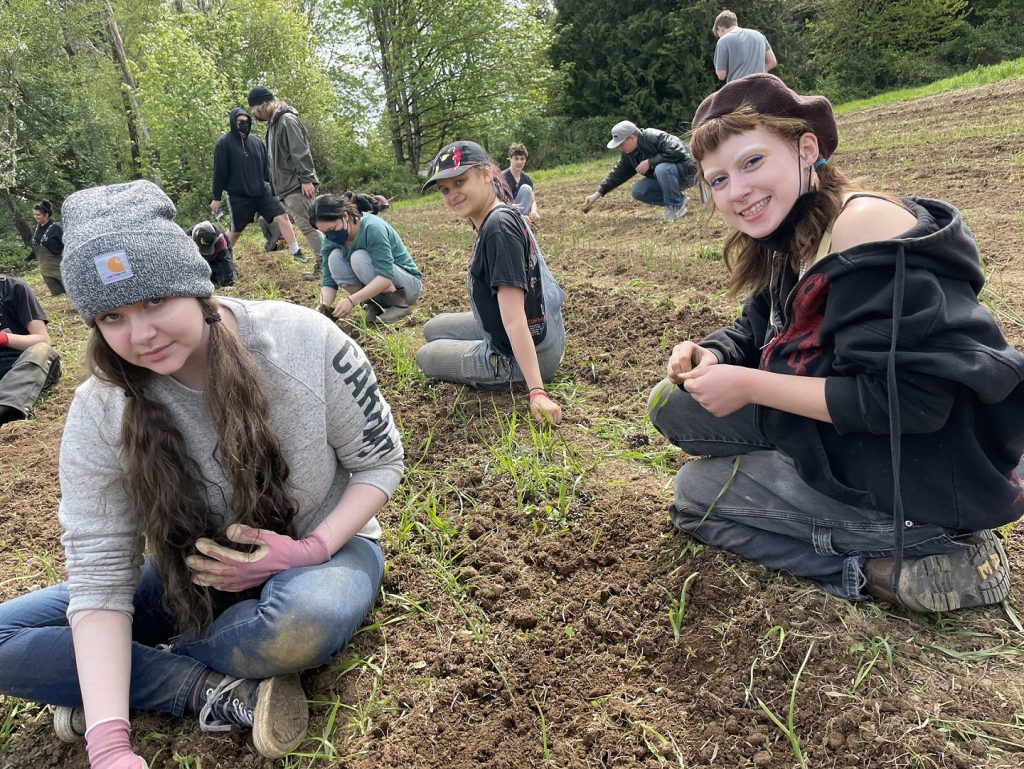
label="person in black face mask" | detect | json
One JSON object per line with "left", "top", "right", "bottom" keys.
{"left": 647, "top": 74, "right": 1024, "bottom": 614}
{"left": 310, "top": 194, "right": 423, "bottom": 325}
{"left": 210, "top": 108, "right": 314, "bottom": 277}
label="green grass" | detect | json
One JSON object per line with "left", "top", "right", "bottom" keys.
{"left": 755, "top": 642, "right": 815, "bottom": 769}
{"left": 835, "top": 57, "right": 1024, "bottom": 114}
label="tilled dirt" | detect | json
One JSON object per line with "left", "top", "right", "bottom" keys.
{"left": 2, "top": 80, "right": 1024, "bottom": 769}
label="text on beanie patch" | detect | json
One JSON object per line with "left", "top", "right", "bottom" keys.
{"left": 94, "top": 250, "right": 134, "bottom": 284}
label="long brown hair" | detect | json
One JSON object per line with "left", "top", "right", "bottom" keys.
{"left": 690, "top": 107, "right": 855, "bottom": 300}
{"left": 87, "top": 296, "right": 297, "bottom": 631}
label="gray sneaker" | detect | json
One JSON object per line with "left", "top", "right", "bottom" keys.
{"left": 863, "top": 529, "right": 1010, "bottom": 612}
{"left": 199, "top": 673, "right": 308, "bottom": 759}
{"left": 53, "top": 705, "right": 86, "bottom": 743}
{"left": 662, "top": 201, "right": 688, "bottom": 221}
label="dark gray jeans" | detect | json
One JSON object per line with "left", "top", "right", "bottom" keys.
{"left": 647, "top": 379, "right": 966, "bottom": 600}
{"left": 0, "top": 343, "right": 60, "bottom": 417}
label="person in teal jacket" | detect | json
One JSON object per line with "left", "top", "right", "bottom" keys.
{"left": 312, "top": 195, "right": 423, "bottom": 325}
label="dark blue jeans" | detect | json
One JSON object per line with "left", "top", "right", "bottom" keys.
{"left": 0, "top": 536, "right": 383, "bottom": 714}
{"left": 630, "top": 163, "right": 686, "bottom": 209}
{"left": 648, "top": 379, "right": 965, "bottom": 600}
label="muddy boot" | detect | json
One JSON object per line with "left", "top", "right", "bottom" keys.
{"left": 197, "top": 672, "right": 309, "bottom": 759}
{"left": 0, "top": 405, "right": 26, "bottom": 426}
{"left": 302, "top": 255, "right": 322, "bottom": 282}
{"left": 361, "top": 300, "right": 384, "bottom": 324}
{"left": 375, "top": 291, "right": 413, "bottom": 324}
{"left": 863, "top": 529, "right": 1010, "bottom": 612}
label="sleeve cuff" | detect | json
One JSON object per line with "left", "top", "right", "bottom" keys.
{"left": 348, "top": 465, "right": 404, "bottom": 499}
{"left": 824, "top": 376, "right": 866, "bottom": 435}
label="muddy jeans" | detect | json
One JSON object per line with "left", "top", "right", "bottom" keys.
{"left": 513, "top": 184, "right": 535, "bottom": 217}
{"left": 417, "top": 311, "right": 564, "bottom": 388}
{"left": 647, "top": 379, "right": 966, "bottom": 600}
{"left": 0, "top": 536, "right": 382, "bottom": 714}
{"left": 0, "top": 342, "right": 61, "bottom": 416}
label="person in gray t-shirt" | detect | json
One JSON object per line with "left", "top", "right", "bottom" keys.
{"left": 712, "top": 9, "right": 777, "bottom": 82}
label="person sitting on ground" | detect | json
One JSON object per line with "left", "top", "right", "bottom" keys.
{"left": 0, "top": 180, "right": 404, "bottom": 767}
{"left": 0, "top": 274, "right": 61, "bottom": 426}
{"left": 189, "top": 220, "right": 236, "bottom": 288}
{"left": 501, "top": 143, "right": 539, "bottom": 224}
{"left": 343, "top": 190, "right": 392, "bottom": 215}
{"left": 30, "top": 199, "right": 66, "bottom": 295}
{"left": 311, "top": 194, "right": 422, "bottom": 325}
{"left": 417, "top": 141, "right": 565, "bottom": 425}
{"left": 583, "top": 121, "right": 698, "bottom": 221}
{"left": 647, "top": 73, "right": 1024, "bottom": 613}
{"left": 211, "top": 107, "right": 311, "bottom": 274}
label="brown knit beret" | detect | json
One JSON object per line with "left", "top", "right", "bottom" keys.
{"left": 692, "top": 74, "right": 839, "bottom": 159}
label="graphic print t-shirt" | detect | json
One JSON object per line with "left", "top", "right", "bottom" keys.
{"left": 469, "top": 206, "right": 546, "bottom": 358}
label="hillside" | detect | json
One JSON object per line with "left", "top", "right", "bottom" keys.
{"left": 2, "top": 79, "right": 1024, "bottom": 769}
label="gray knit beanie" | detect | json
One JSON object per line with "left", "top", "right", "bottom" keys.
{"left": 61, "top": 180, "right": 213, "bottom": 325}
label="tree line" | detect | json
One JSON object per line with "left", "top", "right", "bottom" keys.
{"left": 1, "top": 0, "right": 1019, "bottom": 267}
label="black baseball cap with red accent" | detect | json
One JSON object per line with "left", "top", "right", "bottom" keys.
{"left": 421, "top": 141, "right": 492, "bottom": 192}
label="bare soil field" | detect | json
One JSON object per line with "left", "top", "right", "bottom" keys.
{"left": 3, "top": 79, "right": 1024, "bottom": 769}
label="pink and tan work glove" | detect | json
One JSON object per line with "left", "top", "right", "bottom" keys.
{"left": 187, "top": 524, "right": 330, "bottom": 592}
{"left": 86, "top": 720, "right": 147, "bottom": 769}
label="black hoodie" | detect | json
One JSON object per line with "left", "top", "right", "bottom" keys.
{"left": 211, "top": 107, "right": 271, "bottom": 200}
{"left": 701, "top": 197, "right": 1024, "bottom": 532}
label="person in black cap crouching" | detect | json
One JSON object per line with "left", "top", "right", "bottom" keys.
{"left": 189, "top": 220, "right": 236, "bottom": 288}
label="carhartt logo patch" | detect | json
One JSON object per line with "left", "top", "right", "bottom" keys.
{"left": 94, "top": 250, "right": 133, "bottom": 285}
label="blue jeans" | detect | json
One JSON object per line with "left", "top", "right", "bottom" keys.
{"left": 513, "top": 184, "right": 535, "bottom": 217}
{"left": 647, "top": 379, "right": 964, "bottom": 600}
{"left": 631, "top": 163, "right": 686, "bottom": 209}
{"left": 327, "top": 248, "right": 422, "bottom": 305}
{"left": 0, "top": 536, "right": 383, "bottom": 715}
{"left": 416, "top": 311, "right": 564, "bottom": 388}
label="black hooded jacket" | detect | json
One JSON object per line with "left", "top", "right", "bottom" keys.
{"left": 211, "top": 107, "right": 271, "bottom": 200}
{"left": 701, "top": 197, "right": 1024, "bottom": 532}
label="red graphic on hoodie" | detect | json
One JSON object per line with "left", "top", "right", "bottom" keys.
{"left": 760, "top": 273, "right": 831, "bottom": 375}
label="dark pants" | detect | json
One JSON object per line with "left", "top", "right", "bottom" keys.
{"left": 647, "top": 379, "right": 965, "bottom": 600}
{"left": 0, "top": 343, "right": 61, "bottom": 417}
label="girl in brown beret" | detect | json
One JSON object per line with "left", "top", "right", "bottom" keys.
{"left": 648, "top": 74, "right": 1024, "bottom": 613}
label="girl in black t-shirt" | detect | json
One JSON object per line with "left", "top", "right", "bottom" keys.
{"left": 417, "top": 141, "right": 565, "bottom": 425}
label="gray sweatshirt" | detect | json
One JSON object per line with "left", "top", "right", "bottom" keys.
{"left": 58, "top": 297, "right": 404, "bottom": 618}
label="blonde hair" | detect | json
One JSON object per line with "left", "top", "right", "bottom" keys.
{"left": 713, "top": 10, "right": 737, "bottom": 31}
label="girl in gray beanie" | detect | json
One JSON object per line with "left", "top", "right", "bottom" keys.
{"left": 0, "top": 180, "right": 405, "bottom": 767}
